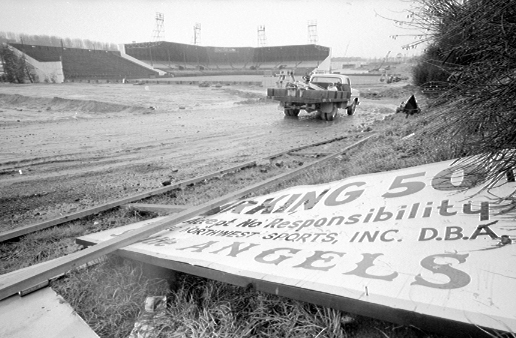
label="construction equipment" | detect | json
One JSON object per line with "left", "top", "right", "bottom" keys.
{"left": 267, "top": 73, "right": 359, "bottom": 121}
{"left": 369, "top": 51, "right": 391, "bottom": 73}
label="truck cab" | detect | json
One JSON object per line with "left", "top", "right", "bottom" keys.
{"left": 310, "top": 74, "right": 352, "bottom": 93}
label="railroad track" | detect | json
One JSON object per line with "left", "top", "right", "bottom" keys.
{"left": 0, "top": 133, "right": 375, "bottom": 300}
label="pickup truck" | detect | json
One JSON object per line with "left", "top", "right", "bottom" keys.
{"left": 267, "top": 73, "right": 359, "bottom": 121}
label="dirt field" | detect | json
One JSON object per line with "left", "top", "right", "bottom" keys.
{"left": 0, "top": 78, "right": 409, "bottom": 232}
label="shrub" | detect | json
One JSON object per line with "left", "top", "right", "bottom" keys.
{"left": 411, "top": 0, "right": 516, "bottom": 192}
{"left": 411, "top": 45, "right": 451, "bottom": 86}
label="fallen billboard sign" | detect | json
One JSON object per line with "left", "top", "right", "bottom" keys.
{"left": 78, "top": 158, "right": 516, "bottom": 335}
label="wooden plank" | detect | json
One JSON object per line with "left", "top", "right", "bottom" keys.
{"left": 1, "top": 256, "right": 107, "bottom": 290}
{"left": 0, "top": 135, "right": 373, "bottom": 301}
{"left": 122, "top": 203, "right": 191, "bottom": 214}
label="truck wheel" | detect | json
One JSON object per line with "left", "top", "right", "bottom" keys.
{"left": 320, "top": 105, "right": 337, "bottom": 121}
{"left": 284, "top": 108, "right": 300, "bottom": 117}
{"left": 347, "top": 102, "right": 356, "bottom": 115}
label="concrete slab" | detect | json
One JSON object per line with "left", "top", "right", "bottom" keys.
{"left": 0, "top": 287, "right": 98, "bottom": 338}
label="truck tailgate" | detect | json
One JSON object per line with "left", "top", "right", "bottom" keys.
{"left": 267, "top": 88, "right": 351, "bottom": 103}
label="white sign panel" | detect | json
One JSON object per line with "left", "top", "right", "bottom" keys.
{"left": 79, "top": 159, "right": 516, "bottom": 332}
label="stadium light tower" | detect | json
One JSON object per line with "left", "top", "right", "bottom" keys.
{"left": 308, "top": 20, "right": 318, "bottom": 44}
{"left": 193, "top": 23, "right": 201, "bottom": 45}
{"left": 152, "top": 12, "right": 165, "bottom": 41}
{"left": 257, "top": 25, "right": 267, "bottom": 47}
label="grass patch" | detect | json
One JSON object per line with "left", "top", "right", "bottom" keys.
{"left": 53, "top": 256, "right": 170, "bottom": 338}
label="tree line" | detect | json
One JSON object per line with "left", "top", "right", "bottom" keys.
{"left": 0, "top": 31, "right": 119, "bottom": 51}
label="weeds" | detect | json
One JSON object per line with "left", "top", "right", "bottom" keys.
{"left": 405, "top": 0, "right": 516, "bottom": 194}
{"left": 53, "top": 256, "right": 170, "bottom": 338}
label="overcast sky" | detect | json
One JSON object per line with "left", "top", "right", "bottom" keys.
{"left": 0, "top": 0, "right": 426, "bottom": 58}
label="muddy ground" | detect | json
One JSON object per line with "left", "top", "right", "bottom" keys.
{"left": 0, "top": 78, "right": 415, "bottom": 232}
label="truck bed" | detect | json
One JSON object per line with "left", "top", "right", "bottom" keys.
{"left": 267, "top": 88, "right": 351, "bottom": 103}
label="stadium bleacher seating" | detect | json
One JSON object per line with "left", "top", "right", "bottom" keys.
{"left": 124, "top": 42, "right": 329, "bottom": 75}
{"left": 297, "top": 61, "right": 321, "bottom": 69}
{"left": 12, "top": 45, "right": 62, "bottom": 62}
{"left": 9, "top": 43, "right": 158, "bottom": 79}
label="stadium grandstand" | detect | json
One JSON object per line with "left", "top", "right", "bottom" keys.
{"left": 122, "top": 41, "right": 329, "bottom": 75}
{"left": 8, "top": 43, "right": 158, "bottom": 81}
{"left": 4, "top": 40, "right": 330, "bottom": 82}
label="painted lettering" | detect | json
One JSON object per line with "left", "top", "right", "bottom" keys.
{"left": 432, "top": 165, "right": 485, "bottom": 191}
{"left": 463, "top": 202, "right": 489, "bottom": 221}
{"left": 412, "top": 253, "right": 471, "bottom": 289}
{"left": 274, "top": 194, "right": 302, "bottom": 213}
{"left": 470, "top": 221, "right": 499, "bottom": 240}
{"left": 344, "top": 253, "right": 399, "bottom": 281}
{"left": 444, "top": 226, "right": 464, "bottom": 240}
{"left": 235, "top": 219, "right": 262, "bottom": 228}
{"left": 254, "top": 247, "right": 300, "bottom": 265}
{"left": 344, "top": 214, "right": 361, "bottom": 224}
{"left": 373, "top": 207, "right": 393, "bottom": 222}
{"left": 245, "top": 195, "right": 289, "bottom": 214}
{"left": 177, "top": 241, "right": 219, "bottom": 252}
{"left": 288, "top": 189, "right": 330, "bottom": 212}
{"left": 380, "top": 229, "right": 398, "bottom": 242}
{"left": 324, "top": 182, "right": 366, "bottom": 206}
{"left": 293, "top": 251, "right": 345, "bottom": 271}
{"left": 418, "top": 228, "right": 438, "bottom": 241}
{"left": 438, "top": 200, "right": 457, "bottom": 216}
{"left": 352, "top": 230, "right": 399, "bottom": 243}
{"left": 382, "top": 172, "right": 426, "bottom": 198}
{"left": 210, "top": 242, "right": 260, "bottom": 257}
